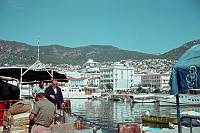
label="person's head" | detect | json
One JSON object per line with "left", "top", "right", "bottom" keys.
{"left": 36, "top": 92, "right": 46, "bottom": 100}
{"left": 51, "top": 79, "right": 57, "bottom": 88}
{"left": 39, "top": 80, "right": 44, "bottom": 89}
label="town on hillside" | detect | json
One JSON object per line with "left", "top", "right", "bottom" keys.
{"left": 5, "top": 58, "right": 175, "bottom": 94}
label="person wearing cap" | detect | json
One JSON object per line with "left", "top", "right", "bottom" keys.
{"left": 45, "top": 79, "right": 64, "bottom": 110}
{"left": 29, "top": 93, "right": 55, "bottom": 133}
{"left": 32, "top": 81, "right": 45, "bottom": 101}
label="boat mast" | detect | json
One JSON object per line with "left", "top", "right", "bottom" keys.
{"left": 37, "top": 37, "right": 40, "bottom": 61}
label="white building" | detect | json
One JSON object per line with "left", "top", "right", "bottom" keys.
{"left": 100, "top": 63, "right": 134, "bottom": 91}
{"left": 133, "top": 73, "right": 144, "bottom": 87}
{"left": 83, "top": 59, "right": 98, "bottom": 68}
{"left": 67, "top": 76, "right": 88, "bottom": 88}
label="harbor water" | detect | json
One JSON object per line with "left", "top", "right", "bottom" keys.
{"left": 70, "top": 99, "right": 200, "bottom": 132}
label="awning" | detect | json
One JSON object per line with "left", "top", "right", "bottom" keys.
{"left": 170, "top": 44, "right": 200, "bottom": 95}
{"left": 0, "top": 67, "right": 66, "bottom": 82}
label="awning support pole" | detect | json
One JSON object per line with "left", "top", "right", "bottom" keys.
{"left": 176, "top": 94, "right": 182, "bottom": 133}
{"left": 19, "top": 67, "right": 23, "bottom": 99}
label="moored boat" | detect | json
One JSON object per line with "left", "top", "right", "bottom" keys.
{"left": 133, "top": 96, "right": 158, "bottom": 103}
{"left": 141, "top": 115, "right": 178, "bottom": 124}
{"left": 132, "top": 94, "right": 159, "bottom": 103}
{"left": 61, "top": 86, "right": 93, "bottom": 99}
{"left": 159, "top": 89, "right": 200, "bottom": 106}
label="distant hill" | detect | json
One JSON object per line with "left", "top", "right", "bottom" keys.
{"left": 160, "top": 39, "right": 200, "bottom": 60}
{"left": 0, "top": 39, "right": 200, "bottom": 66}
{"left": 0, "top": 40, "right": 156, "bottom": 65}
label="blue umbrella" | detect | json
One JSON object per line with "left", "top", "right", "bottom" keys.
{"left": 170, "top": 44, "right": 200, "bottom": 133}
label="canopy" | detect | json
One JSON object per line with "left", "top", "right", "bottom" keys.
{"left": 170, "top": 44, "right": 200, "bottom": 95}
{"left": 0, "top": 67, "right": 66, "bottom": 82}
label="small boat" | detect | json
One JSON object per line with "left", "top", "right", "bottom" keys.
{"left": 132, "top": 94, "right": 158, "bottom": 103}
{"left": 133, "top": 97, "right": 158, "bottom": 103}
{"left": 141, "top": 115, "right": 178, "bottom": 124}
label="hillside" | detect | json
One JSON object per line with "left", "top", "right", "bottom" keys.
{"left": 160, "top": 39, "right": 200, "bottom": 60}
{"left": 0, "top": 40, "right": 156, "bottom": 66}
{"left": 0, "top": 39, "right": 200, "bottom": 66}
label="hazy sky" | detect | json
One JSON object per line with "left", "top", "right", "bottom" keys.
{"left": 0, "top": 0, "right": 200, "bottom": 53}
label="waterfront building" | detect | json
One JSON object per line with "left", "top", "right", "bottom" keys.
{"left": 66, "top": 71, "right": 82, "bottom": 78}
{"left": 88, "top": 77, "right": 100, "bottom": 87}
{"left": 141, "top": 73, "right": 170, "bottom": 90}
{"left": 100, "top": 63, "right": 134, "bottom": 91}
{"left": 133, "top": 73, "right": 145, "bottom": 87}
{"left": 67, "top": 76, "right": 88, "bottom": 88}
{"left": 83, "top": 67, "right": 100, "bottom": 78}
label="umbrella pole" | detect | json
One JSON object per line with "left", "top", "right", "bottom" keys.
{"left": 176, "top": 94, "right": 182, "bottom": 133}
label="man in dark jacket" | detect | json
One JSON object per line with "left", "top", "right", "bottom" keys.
{"left": 45, "top": 79, "right": 64, "bottom": 109}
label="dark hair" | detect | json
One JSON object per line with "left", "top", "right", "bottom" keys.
{"left": 51, "top": 79, "right": 57, "bottom": 82}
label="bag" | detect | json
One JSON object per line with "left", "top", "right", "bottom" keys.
{"left": 8, "top": 100, "right": 33, "bottom": 115}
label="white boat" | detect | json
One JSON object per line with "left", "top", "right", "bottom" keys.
{"left": 133, "top": 98, "right": 158, "bottom": 103}
{"left": 159, "top": 89, "right": 200, "bottom": 106}
{"left": 21, "top": 85, "right": 95, "bottom": 99}
{"left": 61, "top": 86, "right": 93, "bottom": 99}
{"left": 132, "top": 94, "right": 158, "bottom": 103}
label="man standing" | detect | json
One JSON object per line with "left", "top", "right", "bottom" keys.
{"left": 29, "top": 93, "right": 55, "bottom": 133}
{"left": 45, "top": 79, "right": 64, "bottom": 109}
{"left": 32, "top": 81, "right": 45, "bottom": 101}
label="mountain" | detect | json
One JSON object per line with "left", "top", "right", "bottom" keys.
{"left": 0, "top": 39, "right": 200, "bottom": 66}
{"left": 0, "top": 40, "right": 156, "bottom": 65}
{"left": 160, "top": 39, "right": 200, "bottom": 60}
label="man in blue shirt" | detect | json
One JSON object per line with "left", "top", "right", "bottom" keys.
{"left": 32, "top": 81, "right": 45, "bottom": 101}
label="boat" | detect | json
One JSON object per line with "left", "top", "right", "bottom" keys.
{"left": 111, "top": 95, "right": 123, "bottom": 101}
{"left": 159, "top": 89, "right": 200, "bottom": 106}
{"left": 141, "top": 115, "right": 178, "bottom": 124}
{"left": 133, "top": 98, "right": 158, "bottom": 103}
{"left": 171, "top": 111, "right": 200, "bottom": 127}
{"left": 132, "top": 94, "right": 158, "bottom": 103}
{"left": 100, "top": 93, "right": 111, "bottom": 100}
{"left": 61, "top": 86, "right": 93, "bottom": 99}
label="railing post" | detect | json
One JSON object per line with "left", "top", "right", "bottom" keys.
{"left": 63, "top": 107, "right": 65, "bottom": 123}
{"left": 190, "top": 118, "right": 192, "bottom": 133}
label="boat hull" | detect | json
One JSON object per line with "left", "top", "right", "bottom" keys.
{"left": 133, "top": 99, "right": 158, "bottom": 103}
{"left": 159, "top": 94, "right": 200, "bottom": 106}
{"left": 141, "top": 116, "right": 178, "bottom": 124}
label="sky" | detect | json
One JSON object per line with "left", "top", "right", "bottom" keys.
{"left": 0, "top": 0, "right": 200, "bottom": 54}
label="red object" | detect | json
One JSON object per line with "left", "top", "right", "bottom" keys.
{"left": 119, "top": 123, "right": 141, "bottom": 133}
{"left": 0, "top": 102, "right": 6, "bottom": 126}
